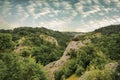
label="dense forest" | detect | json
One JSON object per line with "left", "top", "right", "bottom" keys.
{"left": 0, "top": 25, "right": 120, "bottom": 80}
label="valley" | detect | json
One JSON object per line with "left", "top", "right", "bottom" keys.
{"left": 0, "top": 25, "right": 120, "bottom": 80}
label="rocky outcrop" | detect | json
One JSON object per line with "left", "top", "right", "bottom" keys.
{"left": 44, "top": 41, "right": 84, "bottom": 80}
{"left": 40, "top": 34, "right": 58, "bottom": 46}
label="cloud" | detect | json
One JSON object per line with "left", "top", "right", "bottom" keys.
{"left": 0, "top": 17, "right": 18, "bottom": 29}
{"left": 75, "top": 2, "right": 84, "bottom": 13}
{"left": 26, "top": 2, "right": 36, "bottom": 17}
{"left": 0, "top": 0, "right": 120, "bottom": 32}
{"left": 104, "top": 0, "right": 111, "bottom": 4}
{"left": 81, "top": 16, "right": 120, "bottom": 32}
{"left": 82, "top": 7, "right": 100, "bottom": 18}
{"left": 61, "top": 1, "right": 72, "bottom": 10}
{"left": 14, "top": 4, "right": 29, "bottom": 23}
{"left": 92, "top": 0, "right": 100, "bottom": 4}
{"left": 2, "top": 0, "right": 12, "bottom": 16}
{"left": 26, "top": 1, "right": 52, "bottom": 19}
{"left": 32, "top": 19, "right": 68, "bottom": 31}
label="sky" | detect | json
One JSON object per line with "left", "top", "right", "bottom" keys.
{"left": 0, "top": 0, "right": 120, "bottom": 32}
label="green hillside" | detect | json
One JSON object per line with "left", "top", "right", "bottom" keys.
{"left": 94, "top": 25, "right": 120, "bottom": 35}
{"left": 0, "top": 25, "right": 120, "bottom": 80}
{"left": 54, "top": 25, "right": 120, "bottom": 80}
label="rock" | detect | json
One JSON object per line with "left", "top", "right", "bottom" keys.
{"left": 44, "top": 41, "right": 84, "bottom": 80}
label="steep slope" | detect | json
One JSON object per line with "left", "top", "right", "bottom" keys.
{"left": 44, "top": 40, "right": 84, "bottom": 80}
{"left": 65, "top": 25, "right": 120, "bottom": 80}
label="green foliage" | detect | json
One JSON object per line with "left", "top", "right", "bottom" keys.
{"left": 0, "top": 52, "right": 24, "bottom": 80}
{"left": 75, "top": 66, "right": 85, "bottom": 76}
{"left": 68, "top": 50, "right": 77, "bottom": 58}
{"left": 0, "top": 60, "right": 7, "bottom": 80}
{"left": 21, "top": 49, "right": 31, "bottom": 57}
{"left": 114, "top": 61, "right": 120, "bottom": 80}
{"left": 92, "top": 33, "right": 120, "bottom": 60}
{"left": 23, "top": 58, "right": 47, "bottom": 80}
{"left": 63, "top": 60, "right": 77, "bottom": 78}
{"left": 86, "top": 66, "right": 120, "bottom": 80}
{"left": 0, "top": 25, "right": 120, "bottom": 80}
{"left": 12, "top": 34, "right": 21, "bottom": 42}
{"left": 54, "top": 59, "right": 76, "bottom": 80}
{"left": 54, "top": 70, "right": 64, "bottom": 80}
{"left": 0, "top": 52, "right": 47, "bottom": 80}
{"left": 13, "top": 27, "right": 72, "bottom": 47}
{"left": 0, "top": 27, "right": 71, "bottom": 66}
{"left": 55, "top": 44, "right": 109, "bottom": 79}
{"left": 94, "top": 25, "right": 120, "bottom": 35}
{"left": 31, "top": 45, "right": 63, "bottom": 65}
{"left": 0, "top": 33, "right": 15, "bottom": 52}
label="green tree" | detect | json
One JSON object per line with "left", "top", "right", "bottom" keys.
{"left": 23, "top": 58, "right": 47, "bottom": 80}
{"left": 0, "top": 52, "right": 47, "bottom": 80}
{"left": 0, "top": 33, "right": 15, "bottom": 52}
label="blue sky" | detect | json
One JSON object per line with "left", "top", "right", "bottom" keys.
{"left": 0, "top": 0, "right": 120, "bottom": 32}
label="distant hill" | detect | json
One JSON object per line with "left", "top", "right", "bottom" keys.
{"left": 0, "top": 27, "right": 74, "bottom": 47}
{"left": 94, "top": 24, "right": 120, "bottom": 35}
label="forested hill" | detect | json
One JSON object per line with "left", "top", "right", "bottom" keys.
{"left": 0, "top": 27, "right": 74, "bottom": 47}
{"left": 94, "top": 24, "right": 120, "bottom": 35}
{"left": 0, "top": 27, "right": 76, "bottom": 80}
{"left": 0, "top": 25, "right": 120, "bottom": 80}
{"left": 52, "top": 25, "right": 120, "bottom": 80}
{"left": 0, "top": 27, "right": 76, "bottom": 66}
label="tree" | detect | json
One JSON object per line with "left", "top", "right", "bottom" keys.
{"left": 0, "top": 52, "right": 47, "bottom": 80}
{"left": 23, "top": 57, "right": 47, "bottom": 80}
{"left": 0, "top": 33, "right": 15, "bottom": 52}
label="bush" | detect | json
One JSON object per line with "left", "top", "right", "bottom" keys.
{"left": 21, "top": 50, "right": 31, "bottom": 57}
{"left": 75, "top": 66, "right": 85, "bottom": 76}
{"left": 54, "top": 70, "right": 64, "bottom": 80}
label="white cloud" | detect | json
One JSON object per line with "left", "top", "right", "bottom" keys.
{"left": 83, "top": 9, "right": 100, "bottom": 18}
{"left": 104, "top": 0, "right": 111, "bottom": 4}
{"left": 14, "top": 5, "right": 29, "bottom": 23}
{"left": 26, "top": 1, "right": 52, "bottom": 19}
{"left": 32, "top": 19, "right": 68, "bottom": 31}
{"left": 72, "top": 15, "right": 120, "bottom": 32}
{"left": 27, "top": 4, "right": 36, "bottom": 16}
{"left": 16, "top": 5, "right": 24, "bottom": 13}
{"left": 86, "top": 0, "right": 92, "bottom": 4}
{"left": 61, "top": 1, "right": 72, "bottom": 10}
{"left": 52, "top": 1, "right": 60, "bottom": 8}
{"left": 0, "top": 0, "right": 120, "bottom": 32}
{"left": 2, "top": 1, "right": 12, "bottom": 16}
{"left": 92, "top": 0, "right": 100, "bottom": 4}
{"left": 112, "top": 0, "right": 119, "bottom": 2}
{"left": 75, "top": 2, "right": 84, "bottom": 13}
{"left": 103, "top": 8, "right": 111, "bottom": 13}
{"left": 0, "top": 17, "right": 18, "bottom": 29}
{"left": 98, "top": 12, "right": 105, "bottom": 16}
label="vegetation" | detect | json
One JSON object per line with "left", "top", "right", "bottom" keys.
{"left": 0, "top": 27, "right": 73, "bottom": 65}
{"left": 0, "top": 27, "right": 73, "bottom": 80}
{"left": 54, "top": 25, "right": 120, "bottom": 80}
{"left": 0, "top": 52, "right": 47, "bottom": 80}
{"left": 0, "top": 25, "right": 120, "bottom": 80}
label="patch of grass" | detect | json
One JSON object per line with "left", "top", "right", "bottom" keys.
{"left": 66, "top": 74, "right": 79, "bottom": 80}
